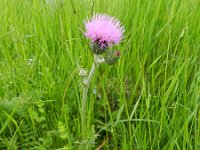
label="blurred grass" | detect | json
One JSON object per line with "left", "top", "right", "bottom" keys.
{"left": 0, "top": 0, "right": 200, "bottom": 149}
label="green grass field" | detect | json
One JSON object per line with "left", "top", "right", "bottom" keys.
{"left": 0, "top": 0, "right": 200, "bottom": 149}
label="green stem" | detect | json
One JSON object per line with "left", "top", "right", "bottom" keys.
{"left": 82, "top": 54, "right": 99, "bottom": 136}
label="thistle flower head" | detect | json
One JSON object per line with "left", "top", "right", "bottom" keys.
{"left": 84, "top": 14, "right": 124, "bottom": 54}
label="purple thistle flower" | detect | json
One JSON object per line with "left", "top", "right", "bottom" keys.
{"left": 84, "top": 14, "right": 124, "bottom": 54}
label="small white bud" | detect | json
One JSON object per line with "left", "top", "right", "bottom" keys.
{"left": 79, "top": 68, "right": 87, "bottom": 77}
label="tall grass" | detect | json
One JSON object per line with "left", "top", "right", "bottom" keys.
{"left": 0, "top": 0, "right": 200, "bottom": 149}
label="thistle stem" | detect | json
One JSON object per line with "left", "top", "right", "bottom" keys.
{"left": 82, "top": 54, "right": 104, "bottom": 136}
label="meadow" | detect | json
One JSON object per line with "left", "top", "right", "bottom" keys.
{"left": 0, "top": 0, "right": 200, "bottom": 149}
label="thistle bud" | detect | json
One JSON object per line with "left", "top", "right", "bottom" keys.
{"left": 105, "top": 50, "right": 121, "bottom": 65}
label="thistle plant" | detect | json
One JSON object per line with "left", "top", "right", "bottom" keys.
{"left": 82, "top": 14, "right": 124, "bottom": 136}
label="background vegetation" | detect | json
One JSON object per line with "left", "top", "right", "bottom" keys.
{"left": 0, "top": 0, "right": 200, "bottom": 149}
